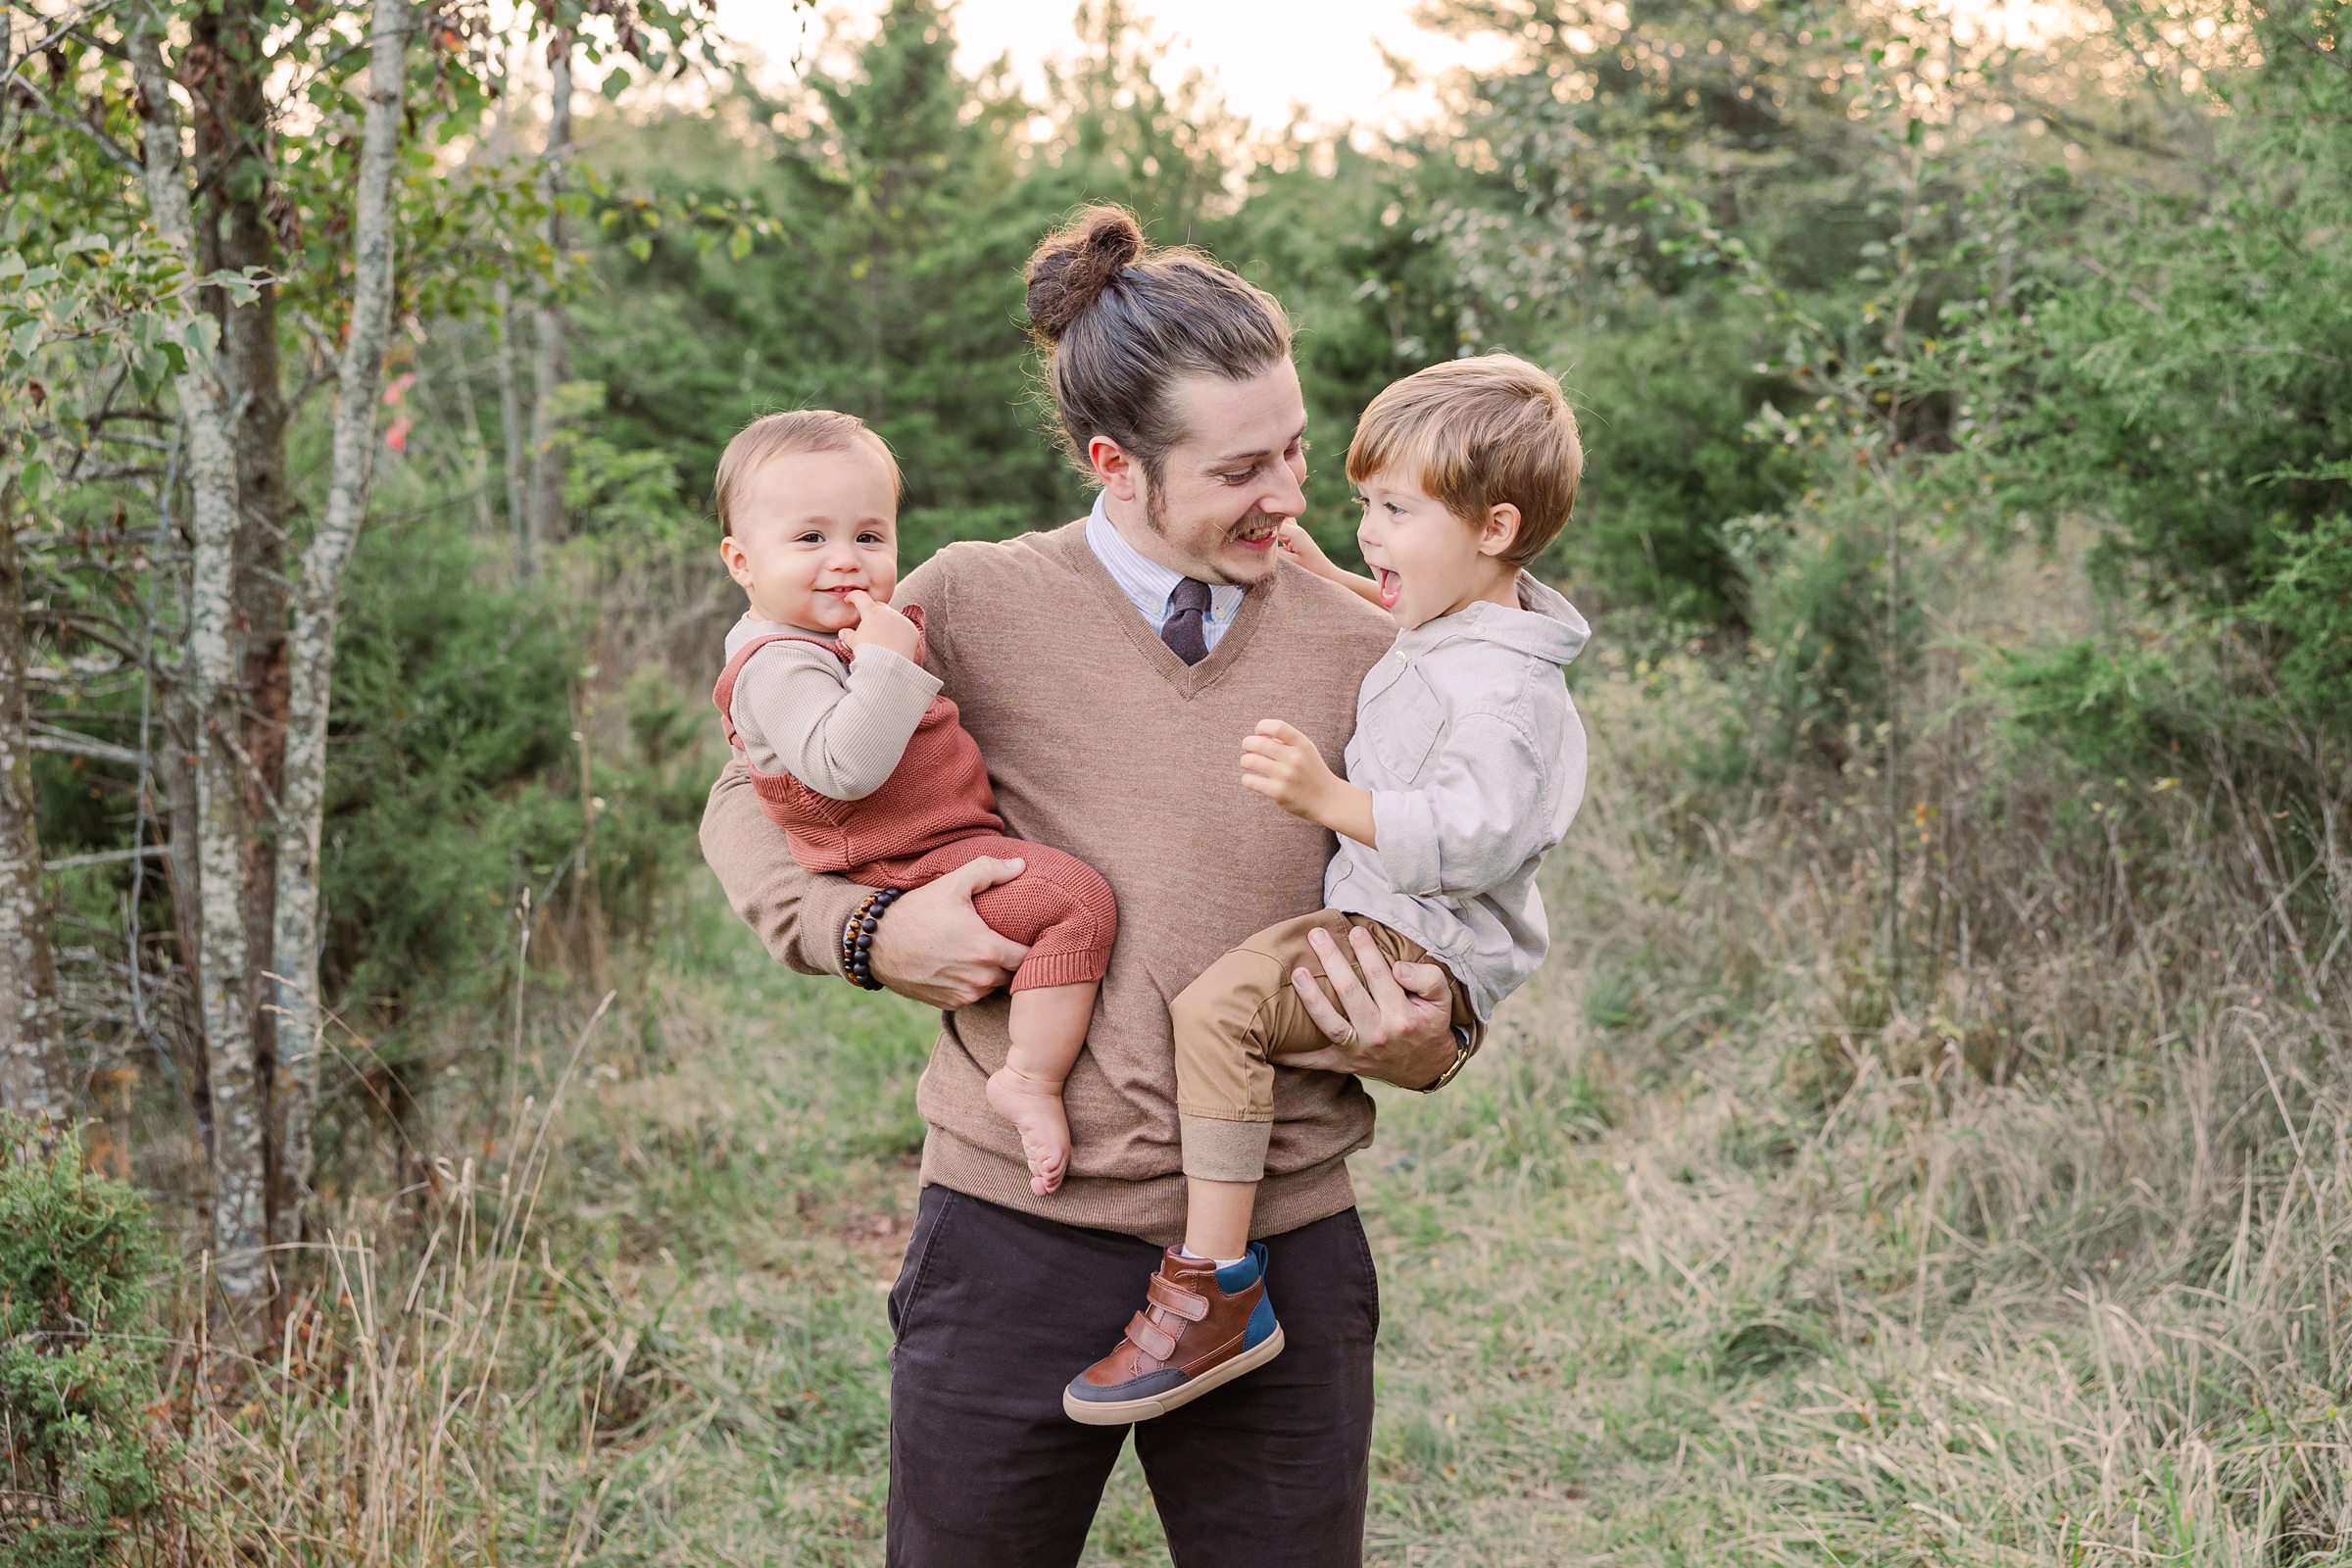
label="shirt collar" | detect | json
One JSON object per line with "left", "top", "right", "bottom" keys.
{"left": 1085, "top": 491, "right": 1247, "bottom": 627}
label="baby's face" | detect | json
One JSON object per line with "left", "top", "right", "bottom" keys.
{"left": 720, "top": 445, "right": 901, "bottom": 634}
{"left": 1352, "top": 468, "right": 1512, "bottom": 629}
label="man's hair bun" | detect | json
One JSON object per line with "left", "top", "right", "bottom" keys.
{"left": 1025, "top": 205, "right": 1147, "bottom": 343}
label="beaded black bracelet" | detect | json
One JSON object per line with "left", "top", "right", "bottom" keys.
{"left": 841, "top": 886, "right": 904, "bottom": 991}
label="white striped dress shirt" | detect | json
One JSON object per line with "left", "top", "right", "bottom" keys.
{"left": 1084, "top": 491, "right": 1246, "bottom": 653}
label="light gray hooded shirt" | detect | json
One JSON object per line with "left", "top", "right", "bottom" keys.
{"left": 1323, "top": 573, "right": 1590, "bottom": 1021}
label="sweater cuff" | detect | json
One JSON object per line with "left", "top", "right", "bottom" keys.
{"left": 1371, "top": 788, "right": 1442, "bottom": 897}
{"left": 802, "top": 875, "right": 870, "bottom": 980}
{"left": 848, "top": 643, "right": 944, "bottom": 721}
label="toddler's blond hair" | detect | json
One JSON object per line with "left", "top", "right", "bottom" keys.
{"left": 715, "top": 410, "right": 901, "bottom": 534}
{"left": 1346, "top": 355, "right": 1581, "bottom": 569}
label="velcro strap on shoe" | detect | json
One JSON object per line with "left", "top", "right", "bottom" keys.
{"left": 1146, "top": 1274, "right": 1209, "bottom": 1322}
{"left": 1125, "top": 1309, "right": 1178, "bottom": 1363}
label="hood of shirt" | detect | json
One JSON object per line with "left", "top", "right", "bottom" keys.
{"left": 1392, "top": 571, "right": 1590, "bottom": 670}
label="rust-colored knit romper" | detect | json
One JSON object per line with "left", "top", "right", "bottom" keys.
{"left": 711, "top": 611, "right": 1116, "bottom": 993}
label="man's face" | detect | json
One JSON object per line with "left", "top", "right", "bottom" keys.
{"left": 1122, "top": 360, "right": 1309, "bottom": 588}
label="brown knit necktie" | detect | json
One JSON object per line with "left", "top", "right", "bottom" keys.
{"left": 1160, "top": 577, "right": 1211, "bottom": 665}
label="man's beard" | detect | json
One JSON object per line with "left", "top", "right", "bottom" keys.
{"left": 1144, "top": 481, "right": 1285, "bottom": 587}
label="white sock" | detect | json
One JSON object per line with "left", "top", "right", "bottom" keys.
{"left": 1179, "top": 1246, "right": 1250, "bottom": 1270}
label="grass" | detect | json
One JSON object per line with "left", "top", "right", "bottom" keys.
{"left": 130, "top": 531, "right": 2351, "bottom": 1565}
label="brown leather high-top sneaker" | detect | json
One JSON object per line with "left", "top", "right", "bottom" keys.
{"left": 1063, "top": 1243, "right": 1285, "bottom": 1425}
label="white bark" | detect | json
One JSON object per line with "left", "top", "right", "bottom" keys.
{"left": 525, "top": 32, "right": 571, "bottom": 548}
{"left": 270, "top": 0, "right": 414, "bottom": 1217}
{"left": 0, "top": 481, "right": 70, "bottom": 1125}
{"left": 132, "top": 15, "right": 268, "bottom": 1309}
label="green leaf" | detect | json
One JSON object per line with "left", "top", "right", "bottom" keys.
{"left": 198, "top": 268, "right": 264, "bottom": 307}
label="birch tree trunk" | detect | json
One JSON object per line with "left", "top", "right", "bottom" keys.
{"left": 131, "top": 16, "right": 269, "bottom": 1312}
{"left": 191, "top": 4, "right": 294, "bottom": 1201}
{"left": 526, "top": 31, "right": 572, "bottom": 549}
{"left": 0, "top": 480, "right": 69, "bottom": 1125}
{"left": 270, "top": 0, "right": 413, "bottom": 1221}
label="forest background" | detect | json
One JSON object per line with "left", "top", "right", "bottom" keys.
{"left": 2, "top": 0, "right": 2348, "bottom": 1561}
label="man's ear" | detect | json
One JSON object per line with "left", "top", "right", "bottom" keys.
{"left": 1089, "top": 435, "right": 1141, "bottom": 503}
{"left": 719, "top": 535, "right": 756, "bottom": 591}
{"left": 1479, "top": 503, "right": 1523, "bottom": 560}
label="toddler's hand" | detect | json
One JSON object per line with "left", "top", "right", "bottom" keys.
{"left": 840, "top": 590, "right": 921, "bottom": 663}
{"left": 1274, "top": 519, "right": 1332, "bottom": 571}
{"left": 1240, "top": 718, "right": 1339, "bottom": 821}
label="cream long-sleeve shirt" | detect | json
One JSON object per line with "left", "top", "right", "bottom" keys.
{"left": 1323, "top": 572, "right": 1590, "bottom": 1021}
{"left": 722, "top": 613, "right": 943, "bottom": 800}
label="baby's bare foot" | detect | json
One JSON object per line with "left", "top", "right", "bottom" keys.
{"left": 986, "top": 1066, "right": 1071, "bottom": 1197}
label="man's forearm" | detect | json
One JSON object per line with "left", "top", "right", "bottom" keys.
{"left": 701, "top": 761, "right": 868, "bottom": 976}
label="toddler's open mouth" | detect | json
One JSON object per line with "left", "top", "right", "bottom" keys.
{"left": 1376, "top": 568, "right": 1401, "bottom": 610}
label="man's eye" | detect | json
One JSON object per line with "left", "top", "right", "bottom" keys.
{"left": 1219, "top": 468, "right": 1254, "bottom": 485}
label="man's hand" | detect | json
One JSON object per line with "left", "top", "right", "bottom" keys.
{"left": 868, "top": 856, "right": 1031, "bottom": 1008}
{"left": 840, "top": 589, "right": 921, "bottom": 663}
{"left": 1240, "top": 719, "right": 1341, "bottom": 822}
{"left": 1269, "top": 923, "right": 1459, "bottom": 1089}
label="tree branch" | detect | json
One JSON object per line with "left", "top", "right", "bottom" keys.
{"left": 2289, "top": 31, "right": 2352, "bottom": 78}
{"left": 28, "top": 725, "right": 144, "bottom": 769}
{"left": 1, "top": 67, "right": 146, "bottom": 173}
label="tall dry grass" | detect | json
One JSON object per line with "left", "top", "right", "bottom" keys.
{"left": 1366, "top": 523, "right": 2352, "bottom": 1562}
{"left": 144, "top": 962, "right": 623, "bottom": 1565}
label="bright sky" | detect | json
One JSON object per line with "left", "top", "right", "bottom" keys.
{"left": 710, "top": 0, "right": 1512, "bottom": 135}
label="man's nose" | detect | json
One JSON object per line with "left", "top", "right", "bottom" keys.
{"left": 1263, "top": 466, "right": 1306, "bottom": 519}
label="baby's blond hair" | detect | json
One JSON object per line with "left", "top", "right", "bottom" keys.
{"left": 1346, "top": 355, "right": 1581, "bottom": 569}
{"left": 714, "top": 410, "right": 901, "bottom": 534}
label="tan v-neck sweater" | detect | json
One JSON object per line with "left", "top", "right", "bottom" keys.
{"left": 700, "top": 520, "right": 1398, "bottom": 1244}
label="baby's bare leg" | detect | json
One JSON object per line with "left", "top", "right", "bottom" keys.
{"left": 986, "top": 980, "right": 1096, "bottom": 1196}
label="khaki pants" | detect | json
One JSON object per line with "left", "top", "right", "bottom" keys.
{"left": 1172, "top": 908, "right": 1480, "bottom": 1184}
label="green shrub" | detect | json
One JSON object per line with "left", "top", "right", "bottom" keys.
{"left": 319, "top": 520, "right": 710, "bottom": 1025}
{"left": 1731, "top": 500, "right": 1919, "bottom": 765}
{"left": 0, "top": 1120, "right": 170, "bottom": 1567}
{"left": 2245, "top": 512, "right": 2352, "bottom": 735}
{"left": 320, "top": 518, "right": 585, "bottom": 1015}
{"left": 1543, "top": 296, "right": 1807, "bottom": 629}
{"left": 1997, "top": 638, "right": 2202, "bottom": 786}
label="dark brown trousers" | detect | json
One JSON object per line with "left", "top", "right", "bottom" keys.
{"left": 885, "top": 1185, "right": 1380, "bottom": 1567}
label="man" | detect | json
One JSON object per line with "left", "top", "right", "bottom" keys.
{"left": 701, "top": 205, "right": 1471, "bottom": 1565}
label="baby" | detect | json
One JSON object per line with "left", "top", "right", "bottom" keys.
{"left": 710, "top": 411, "right": 1116, "bottom": 1196}
{"left": 1064, "top": 354, "right": 1592, "bottom": 1424}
